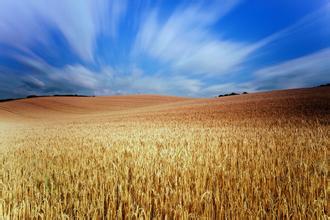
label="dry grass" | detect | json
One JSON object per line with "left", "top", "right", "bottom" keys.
{"left": 0, "top": 87, "right": 329, "bottom": 219}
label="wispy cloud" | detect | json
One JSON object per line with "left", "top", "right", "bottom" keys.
{"left": 0, "top": 0, "right": 127, "bottom": 61}
{"left": 252, "top": 48, "right": 330, "bottom": 90}
{"left": 202, "top": 48, "right": 330, "bottom": 96}
{"left": 251, "top": 3, "right": 330, "bottom": 52}
{"left": 0, "top": 0, "right": 329, "bottom": 98}
{"left": 133, "top": 1, "right": 330, "bottom": 77}
{"left": 0, "top": 55, "right": 204, "bottom": 98}
{"left": 134, "top": 0, "right": 263, "bottom": 76}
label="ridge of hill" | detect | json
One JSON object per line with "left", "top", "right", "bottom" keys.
{"left": 0, "top": 87, "right": 329, "bottom": 123}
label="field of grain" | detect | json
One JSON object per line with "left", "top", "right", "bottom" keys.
{"left": 0, "top": 87, "right": 329, "bottom": 219}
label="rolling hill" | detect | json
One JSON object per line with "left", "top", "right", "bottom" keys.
{"left": 0, "top": 86, "right": 329, "bottom": 123}
{"left": 1, "top": 86, "right": 329, "bottom": 219}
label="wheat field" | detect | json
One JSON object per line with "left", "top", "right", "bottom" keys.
{"left": 0, "top": 87, "right": 329, "bottom": 219}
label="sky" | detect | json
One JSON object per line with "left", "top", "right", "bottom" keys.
{"left": 0, "top": 0, "right": 329, "bottom": 98}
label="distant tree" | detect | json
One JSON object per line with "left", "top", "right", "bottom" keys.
{"left": 26, "top": 95, "right": 38, "bottom": 99}
{"left": 318, "top": 83, "right": 330, "bottom": 87}
{"left": 218, "top": 92, "right": 239, "bottom": 98}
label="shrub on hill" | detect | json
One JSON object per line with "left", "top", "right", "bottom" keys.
{"left": 318, "top": 83, "right": 330, "bottom": 87}
{"left": 218, "top": 92, "right": 239, "bottom": 98}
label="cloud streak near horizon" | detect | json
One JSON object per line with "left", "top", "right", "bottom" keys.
{"left": 0, "top": 0, "right": 329, "bottom": 98}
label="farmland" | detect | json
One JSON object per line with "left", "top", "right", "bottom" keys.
{"left": 0, "top": 87, "right": 329, "bottom": 219}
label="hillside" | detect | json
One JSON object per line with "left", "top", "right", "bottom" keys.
{"left": 0, "top": 86, "right": 329, "bottom": 123}
{"left": 0, "top": 94, "right": 191, "bottom": 122}
{"left": 1, "top": 86, "right": 329, "bottom": 219}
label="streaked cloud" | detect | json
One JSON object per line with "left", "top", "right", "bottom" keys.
{"left": 0, "top": 56, "right": 204, "bottom": 98}
{"left": 252, "top": 48, "right": 330, "bottom": 90}
{"left": 202, "top": 48, "right": 330, "bottom": 96}
{"left": 134, "top": 0, "right": 259, "bottom": 76}
{"left": 0, "top": 0, "right": 329, "bottom": 98}
{"left": 0, "top": 0, "right": 127, "bottom": 61}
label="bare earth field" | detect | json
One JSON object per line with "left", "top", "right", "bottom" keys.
{"left": 0, "top": 87, "right": 329, "bottom": 219}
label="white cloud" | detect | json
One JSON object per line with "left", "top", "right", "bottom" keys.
{"left": 201, "top": 48, "right": 330, "bottom": 96}
{"left": 252, "top": 48, "right": 330, "bottom": 89}
{"left": 126, "top": 75, "right": 203, "bottom": 95}
{"left": 23, "top": 76, "right": 46, "bottom": 88}
{"left": 254, "top": 2, "right": 330, "bottom": 49}
{"left": 134, "top": 0, "right": 267, "bottom": 76}
{"left": 0, "top": 0, "right": 127, "bottom": 61}
{"left": 134, "top": 1, "right": 330, "bottom": 78}
{"left": 0, "top": 54, "right": 204, "bottom": 97}
{"left": 1, "top": 48, "right": 329, "bottom": 98}
{"left": 48, "top": 65, "right": 100, "bottom": 90}
{"left": 0, "top": 0, "right": 329, "bottom": 98}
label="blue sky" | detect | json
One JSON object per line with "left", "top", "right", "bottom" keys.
{"left": 0, "top": 0, "right": 329, "bottom": 98}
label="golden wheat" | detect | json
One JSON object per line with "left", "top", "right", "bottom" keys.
{"left": 0, "top": 89, "right": 329, "bottom": 219}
